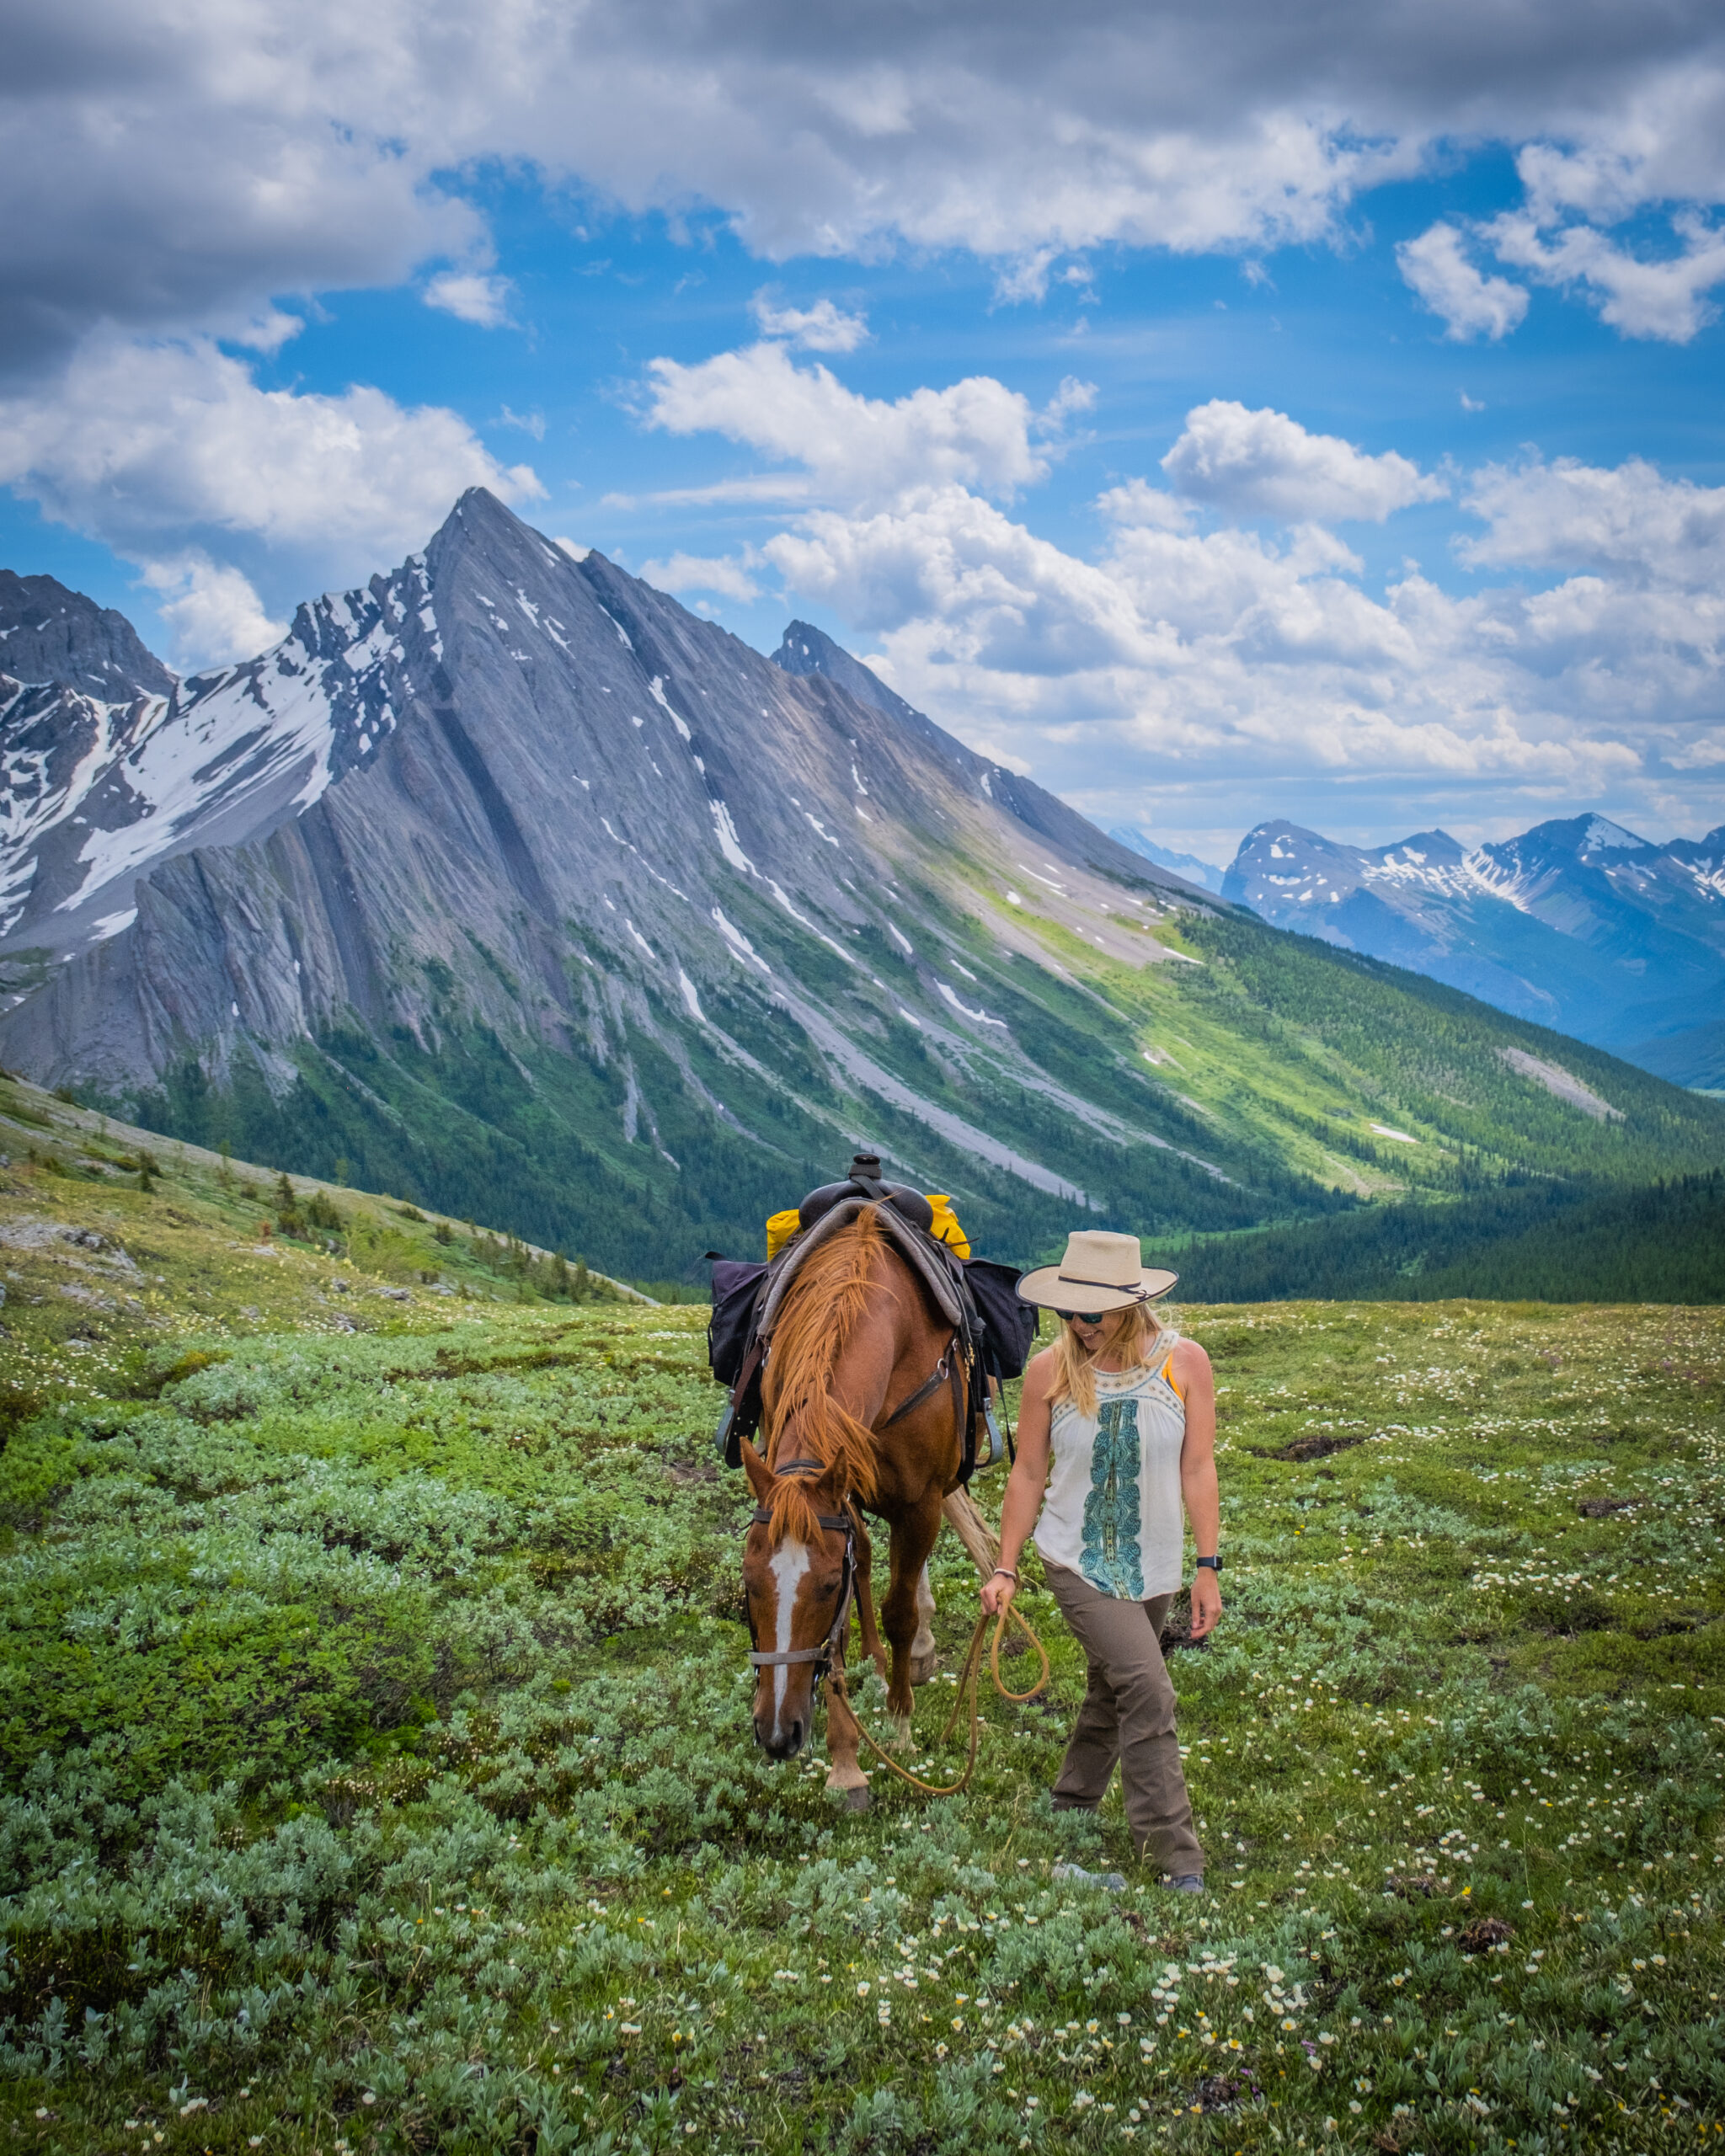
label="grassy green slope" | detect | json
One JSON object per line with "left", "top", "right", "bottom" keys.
{"left": 4, "top": 1187, "right": 1725, "bottom": 2149}
{"left": 0, "top": 1072, "right": 651, "bottom": 1398}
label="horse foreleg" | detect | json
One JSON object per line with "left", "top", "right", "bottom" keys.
{"left": 825, "top": 1641, "right": 872, "bottom": 1811}
{"left": 910, "top": 1564, "right": 938, "bottom": 1688}
{"left": 852, "top": 1513, "right": 889, "bottom": 1680}
{"left": 883, "top": 1504, "right": 943, "bottom": 1734}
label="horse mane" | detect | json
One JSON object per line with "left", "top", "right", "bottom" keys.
{"left": 761, "top": 1210, "right": 888, "bottom": 1543}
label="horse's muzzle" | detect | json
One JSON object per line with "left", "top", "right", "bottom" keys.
{"left": 754, "top": 1713, "right": 806, "bottom": 1760}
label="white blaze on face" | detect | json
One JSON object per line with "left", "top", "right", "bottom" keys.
{"left": 767, "top": 1540, "right": 811, "bottom": 1742}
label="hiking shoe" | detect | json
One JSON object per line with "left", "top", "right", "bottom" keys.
{"left": 1167, "top": 1875, "right": 1205, "bottom": 1894}
{"left": 1052, "top": 1861, "right": 1128, "bottom": 1892}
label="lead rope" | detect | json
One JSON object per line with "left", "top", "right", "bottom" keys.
{"left": 827, "top": 1595, "right": 1051, "bottom": 1798}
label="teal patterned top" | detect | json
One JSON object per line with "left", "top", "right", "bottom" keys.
{"left": 1034, "top": 1353, "right": 1188, "bottom": 1601}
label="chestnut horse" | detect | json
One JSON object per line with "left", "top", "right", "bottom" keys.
{"left": 740, "top": 1205, "right": 996, "bottom": 1806}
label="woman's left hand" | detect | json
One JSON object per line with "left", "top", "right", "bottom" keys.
{"left": 1188, "top": 1567, "right": 1222, "bottom": 1640}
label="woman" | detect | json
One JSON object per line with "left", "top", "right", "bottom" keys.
{"left": 980, "top": 1229, "right": 1220, "bottom": 1891}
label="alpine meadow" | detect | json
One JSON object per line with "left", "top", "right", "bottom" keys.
{"left": 1, "top": 1084, "right": 1723, "bottom": 2152}
{"left": 7, "top": 2, "right": 1725, "bottom": 2149}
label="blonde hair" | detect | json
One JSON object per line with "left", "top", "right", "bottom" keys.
{"left": 1046, "top": 1299, "right": 1179, "bottom": 1420}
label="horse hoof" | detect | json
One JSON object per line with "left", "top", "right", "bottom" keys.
{"left": 909, "top": 1651, "right": 938, "bottom": 1687}
{"left": 888, "top": 1715, "right": 915, "bottom": 1752}
{"left": 844, "top": 1785, "right": 873, "bottom": 1812}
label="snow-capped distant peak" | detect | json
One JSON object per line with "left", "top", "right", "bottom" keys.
{"left": 1580, "top": 816, "right": 1648, "bottom": 854}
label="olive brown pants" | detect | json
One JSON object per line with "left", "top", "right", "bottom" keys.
{"left": 1042, "top": 1561, "right": 1205, "bottom": 1879}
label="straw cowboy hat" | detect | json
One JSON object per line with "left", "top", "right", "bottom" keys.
{"left": 1017, "top": 1229, "right": 1178, "bottom": 1314}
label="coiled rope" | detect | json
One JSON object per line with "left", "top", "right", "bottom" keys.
{"left": 829, "top": 1597, "right": 1051, "bottom": 1797}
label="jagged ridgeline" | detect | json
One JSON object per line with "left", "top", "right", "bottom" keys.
{"left": 3, "top": 491, "right": 1722, "bottom": 1285}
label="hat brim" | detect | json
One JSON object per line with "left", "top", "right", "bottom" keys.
{"left": 1017, "top": 1263, "right": 1178, "bottom": 1312}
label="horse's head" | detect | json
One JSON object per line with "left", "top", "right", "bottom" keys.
{"left": 740, "top": 1442, "right": 852, "bottom": 1761}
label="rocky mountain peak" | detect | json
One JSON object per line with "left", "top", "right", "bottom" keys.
{"left": 0, "top": 569, "right": 176, "bottom": 702}
{"left": 1224, "top": 808, "right": 1725, "bottom": 1088}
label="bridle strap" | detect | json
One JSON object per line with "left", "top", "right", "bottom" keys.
{"left": 743, "top": 1321, "right": 977, "bottom": 1695}
{"left": 744, "top": 1497, "right": 858, "bottom": 1683}
{"left": 750, "top": 1505, "right": 853, "bottom": 1533}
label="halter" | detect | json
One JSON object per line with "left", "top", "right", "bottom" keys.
{"left": 745, "top": 1458, "right": 857, "bottom": 1689}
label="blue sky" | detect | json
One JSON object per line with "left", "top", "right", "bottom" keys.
{"left": 4, "top": 2, "right": 1724, "bottom": 867}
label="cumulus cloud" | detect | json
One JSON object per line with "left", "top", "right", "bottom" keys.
{"left": 424, "top": 271, "right": 515, "bottom": 328}
{"left": 1460, "top": 454, "right": 1725, "bottom": 584}
{"left": 1397, "top": 222, "right": 1530, "bottom": 340}
{"left": 7, "top": 2, "right": 1725, "bottom": 382}
{"left": 141, "top": 553, "right": 286, "bottom": 673}
{"left": 641, "top": 341, "right": 1056, "bottom": 511}
{"left": 638, "top": 551, "right": 762, "bottom": 603}
{"left": 772, "top": 475, "right": 1694, "bottom": 819}
{"left": 0, "top": 333, "right": 542, "bottom": 592}
{"left": 1161, "top": 400, "right": 1447, "bottom": 522}
{"left": 750, "top": 292, "right": 869, "bottom": 351}
{"left": 1484, "top": 207, "right": 1725, "bottom": 342}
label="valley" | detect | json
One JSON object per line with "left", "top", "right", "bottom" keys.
{"left": 3, "top": 495, "right": 1721, "bottom": 1289}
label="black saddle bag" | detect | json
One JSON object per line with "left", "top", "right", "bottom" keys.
{"left": 962, "top": 1257, "right": 1038, "bottom": 1380}
{"left": 708, "top": 1258, "right": 769, "bottom": 1387}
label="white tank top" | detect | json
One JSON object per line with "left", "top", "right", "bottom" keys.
{"left": 1033, "top": 1351, "right": 1188, "bottom": 1601}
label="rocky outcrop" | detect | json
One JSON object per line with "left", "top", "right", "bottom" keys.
{"left": 0, "top": 570, "right": 176, "bottom": 701}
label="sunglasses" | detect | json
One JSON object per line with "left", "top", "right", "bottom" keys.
{"left": 1054, "top": 1309, "right": 1109, "bottom": 1326}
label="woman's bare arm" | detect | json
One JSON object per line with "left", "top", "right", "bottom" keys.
{"left": 1174, "top": 1337, "right": 1222, "bottom": 1639}
{"left": 980, "top": 1348, "right": 1055, "bottom": 1614}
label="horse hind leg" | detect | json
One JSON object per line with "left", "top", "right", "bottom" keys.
{"left": 909, "top": 1561, "right": 938, "bottom": 1688}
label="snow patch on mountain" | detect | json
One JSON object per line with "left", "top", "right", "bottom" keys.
{"left": 1, "top": 567, "right": 438, "bottom": 953}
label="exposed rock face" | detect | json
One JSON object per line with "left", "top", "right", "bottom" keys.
{"left": 1225, "top": 816, "right": 1725, "bottom": 1086}
{"left": 772, "top": 617, "right": 1140, "bottom": 876}
{"left": 0, "top": 492, "right": 1214, "bottom": 1224}
{"left": 0, "top": 571, "right": 176, "bottom": 702}
{"left": 1, "top": 558, "right": 432, "bottom": 958}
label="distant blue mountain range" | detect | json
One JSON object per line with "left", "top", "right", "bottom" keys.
{"left": 1222, "top": 815, "right": 1725, "bottom": 1091}
{"left": 1108, "top": 825, "right": 1226, "bottom": 894}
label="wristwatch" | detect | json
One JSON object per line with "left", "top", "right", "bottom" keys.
{"left": 1194, "top": 1555, "right": 1222, "bottom": 1573}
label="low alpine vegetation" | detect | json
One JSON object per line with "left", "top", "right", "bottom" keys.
{"left": 3, "top": 1230, "right": 1723, "bottom": 2149}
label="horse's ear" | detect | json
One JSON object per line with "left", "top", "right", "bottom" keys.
{"left": 740, "top": 1440, "right": 774, "bottom": 1505}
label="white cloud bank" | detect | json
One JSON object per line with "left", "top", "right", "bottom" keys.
{"left": 640, "top": 340, "right": 1723, "bottom": 835}
{"left": 424, "top": 272, "right": 515, "bottom": 328}
{"left": 1161, "top": 400, "right": 1447, "bottom": 521}
{"left": 641, "top": 341, "right": 1080, "bottom": 512}
{"left": 5, "top": 1, "right": 1725, "bottom": 379}
{"left": 750, "top": 292, "right": 869, "bottom": 352}
{"left": 1396, "top": 223, "right": 1530, "bottom": 341}
{"left": 0, "top": 334, "right": 542, "bottom": 669}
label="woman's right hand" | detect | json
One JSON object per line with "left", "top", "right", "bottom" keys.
{"left": 980, "top": 1569, "right": 1017, "bottom": 1618}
